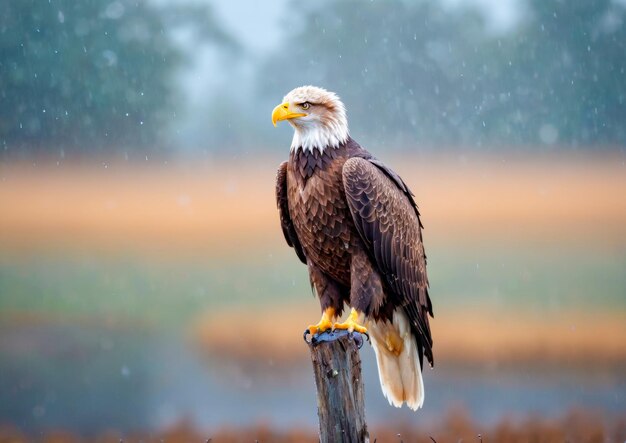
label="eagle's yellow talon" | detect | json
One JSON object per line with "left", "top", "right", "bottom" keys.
{"left": 333, "top": 308, "right": 367, "bottom": 334}
{"left": 307, "top": 307, "right": 335, "bottom": 335}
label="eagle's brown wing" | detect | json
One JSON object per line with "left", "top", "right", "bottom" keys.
{"left": 276, "top": 161, "right": 306, "bottom": 264}
{"left": 342, "top": 157, "right": 433, "bottom": 368}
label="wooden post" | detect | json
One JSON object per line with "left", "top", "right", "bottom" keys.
{"left": 306, "top": 330, "right": 369, "bottom": 443}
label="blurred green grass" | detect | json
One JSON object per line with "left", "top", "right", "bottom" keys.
{"left": 1, "top": 244, "right": 624, "bottom": 330}
{"left": 0, "top": 250, "right": 309, "bottom": 328}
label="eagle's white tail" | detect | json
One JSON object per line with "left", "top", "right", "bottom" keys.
{"left": 368, "top": 309, "right": 424, "bottom": 410}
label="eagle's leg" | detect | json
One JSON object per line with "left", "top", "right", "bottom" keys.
{"left": 334, "top": 249, "right": 384, "bottom": 334}
{"left": 333, "top": 307, "right": 367, "bottom": 333}
{"left": 306, "top": 307, "right": 335, "bottom": 335}
{"left": 305, "top": 261, "right": 345, "bottom": 337}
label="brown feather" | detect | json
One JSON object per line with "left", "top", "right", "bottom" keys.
{"left": 275, "top": 162, "right": 306, "bottom": 264}
{"left": 343, "top": 156, "right": 434, "bottom": 368}
{"left": 276, "top": 137, "right": 434, "bottom": 369}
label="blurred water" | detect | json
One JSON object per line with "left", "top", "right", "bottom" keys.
{"left": 1, "top": 322, "right": 624, "bottom": 433}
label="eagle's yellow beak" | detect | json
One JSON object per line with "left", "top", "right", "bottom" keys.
{"left": 272, "top": 102, "right": 306, "bottom": 127}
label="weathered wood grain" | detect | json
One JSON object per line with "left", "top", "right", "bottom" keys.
{"left": 307, "top": 330, "right": 369, "bottom": 443}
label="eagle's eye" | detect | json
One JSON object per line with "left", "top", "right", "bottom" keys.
{"left": 301, "top": 102, "right": 311, "bottom": 110}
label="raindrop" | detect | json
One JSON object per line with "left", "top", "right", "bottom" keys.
{"left": 539, "top": 124, "right": 558, "bottom": 145}
{"left": 102, "top": 49, "right": 118, "bottom": 67}
{"left": 105, "top": 1, "right": 125, "bottom": 20}
{"left": 176, "top": 194, "right": 192, "bottom": 208}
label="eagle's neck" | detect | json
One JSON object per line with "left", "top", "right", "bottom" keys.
{"left": 290, "top": 119, "right": 349, "bottom": 154}
{"left": 291, "top": 137, "right": 345, "bottom": 183}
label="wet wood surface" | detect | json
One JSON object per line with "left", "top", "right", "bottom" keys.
{"left": 307, "top": 330, "right": 369, "bottom": 443}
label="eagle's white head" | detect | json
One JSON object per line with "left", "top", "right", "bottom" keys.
{"left": 272, "top": 85, "right": 349, "bottom": 153}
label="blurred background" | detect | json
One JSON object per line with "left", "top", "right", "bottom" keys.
{"left": 1, "top": 0, "right": 625, "bottom": 441}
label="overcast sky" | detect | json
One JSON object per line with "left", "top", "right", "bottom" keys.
{"left": 209, "top": 0, "right": 523, "bottom": 53}
{"left": 181, "top": 0, "right": 524, "bottom": 88}
{"left": 212, "top": 0, "right": 291, "bottom": 53}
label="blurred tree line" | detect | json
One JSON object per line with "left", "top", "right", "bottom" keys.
{"left": 1, "top": 0, "right": 624, "bottom": 156}
{"left": 260, "top": 0, "right": 625, "bottom": 149}
{"left": 0, "top": 0, "right": 237, "bottom": 156}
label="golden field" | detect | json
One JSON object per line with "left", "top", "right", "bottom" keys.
{"left": 1, "top": 152, "right": 624, "bottom": 254}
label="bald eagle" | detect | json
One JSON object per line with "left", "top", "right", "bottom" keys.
{"left": 272, "top": 86, "right": 433, "bottom": 410}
